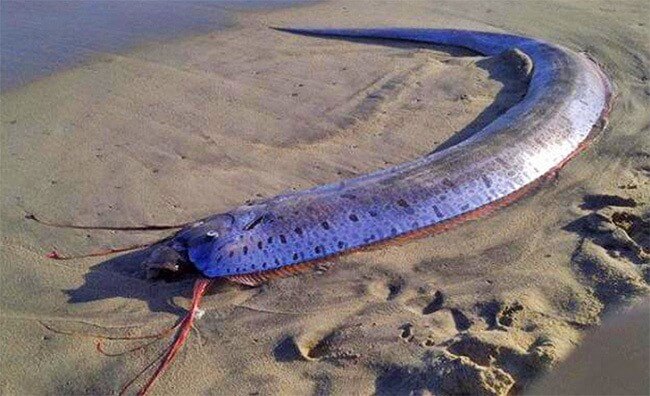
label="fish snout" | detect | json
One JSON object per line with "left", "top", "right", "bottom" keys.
{"left": 143, "top": 244, "right": 193, "bottom": 279}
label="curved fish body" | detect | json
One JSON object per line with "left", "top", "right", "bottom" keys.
{"left": 167, "top": 28, "right": 612, "bottom": 284}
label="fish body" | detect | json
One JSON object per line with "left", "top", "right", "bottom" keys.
{"left": 166, "top": 28, "right": 612, "bottom": 282}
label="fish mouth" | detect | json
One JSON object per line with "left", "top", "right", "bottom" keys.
{"left": 143, "top": 243, "right": 198, "bottom": 281}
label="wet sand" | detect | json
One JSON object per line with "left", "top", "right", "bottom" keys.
{"left": 0, "top": 0, "right": 314, "bottom": 91}
{"left": 1, "top": 1, "right": 648, "bottom": 394}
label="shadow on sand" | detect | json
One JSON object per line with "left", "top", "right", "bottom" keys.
{"left": 63, "top": 243, "right": 241, "bottom": 316}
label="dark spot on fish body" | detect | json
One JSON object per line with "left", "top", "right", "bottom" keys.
{"left": 460, "top": 204, "right": 470, "bottom": 211}
{"left": 294, "top": 227, "right": 303, "bottom": 236}
{"left": 280, "top": 235, "right": 287, "bottom": 244}
{"left": 368, "top": 234, "right": 377, "bottom": 242}
{"left": 432, "top": 205, "right": 443, "bottom": 218}
{"left": 293, "top": 253, "right": 299, "bottom": 260}
{"left": 258, "top": 241, "right": 263, "bottom": 250}
{"left": 349, "top": 214, "right": 359, "bottom": 222}
{"left": 396, "top": 199, "right": 409, "bottom": 208}
{"left": 243, "top": 246, "right": 248, "bottom": 255}
{"left": 321, "top": 221, "right": 330, "bottom": 230}
{"left": 337, "top": 241, "right": 346, "bottom": 249}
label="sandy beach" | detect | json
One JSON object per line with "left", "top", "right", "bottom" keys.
{"left": 1, "top": 0, "right": 648, "bottom": 394}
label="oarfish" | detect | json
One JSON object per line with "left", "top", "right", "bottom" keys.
{"left": 42, "top": 28, "right": 614, "bottom": 394}
{"left": 148, "top": 28, "right": 612, "bottom": 286}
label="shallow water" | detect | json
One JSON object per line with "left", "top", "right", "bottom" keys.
{"left": 0, "top": 0, "right": 312, "bottom": 91}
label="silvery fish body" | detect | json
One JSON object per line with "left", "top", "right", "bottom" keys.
{"left": 166, "top": 28, "right": 612, "bottom": 283}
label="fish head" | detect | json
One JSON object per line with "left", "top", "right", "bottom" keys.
{"left": 142, "top": 243, "right": 189, "bottom": 279}
{"left": 144, "top": 213, "right": 237, "bottom": 279}
{"left": 163, "top": 205, "right": 273, "bottom": 278}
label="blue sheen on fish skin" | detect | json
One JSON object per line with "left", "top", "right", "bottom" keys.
{"left": 169, "top": 28, "right": 612, "bottom": 279}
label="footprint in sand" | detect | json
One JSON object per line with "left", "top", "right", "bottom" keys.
{"left": 398, "top": 323, "right": 414, "bottom": 342}
{"left": 276, "top": 325, "right": 362, "bottom": 365}
{"left": 422, "top": 290, "right": 445, "bottom": 315}
{"left": 450, "top": 309, "right": 474, "bottom": 331}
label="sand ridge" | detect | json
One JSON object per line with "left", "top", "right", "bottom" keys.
{"left": 1, "top": 0, "right": 648, "bottom": 394}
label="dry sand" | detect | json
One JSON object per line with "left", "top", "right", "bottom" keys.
{"left": 1, "top": 0, "right": 649, "bottom": 394}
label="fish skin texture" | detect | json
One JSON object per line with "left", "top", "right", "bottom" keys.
{"left": 167, "top": 28, "right": 613, "bottom": 280}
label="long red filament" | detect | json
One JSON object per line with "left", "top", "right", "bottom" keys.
{"left": 119, "top": 278, "right": 213, "bottom": 396}
{"left": 40, "top": 320, "right": 181, "bottom": 342}
{"left": 46, "top": 243, "right": 154, "bottom": 260}
{"left": 25, "top": 213, "right": 190, "bottom": 231}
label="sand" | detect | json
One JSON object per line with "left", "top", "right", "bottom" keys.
{"left": 1, "top": 0, "right": 648, "bottom": 394}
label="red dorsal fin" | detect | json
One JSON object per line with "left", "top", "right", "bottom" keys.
{"left": 226, "top": 260, "right": 326, "bottom": 286}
